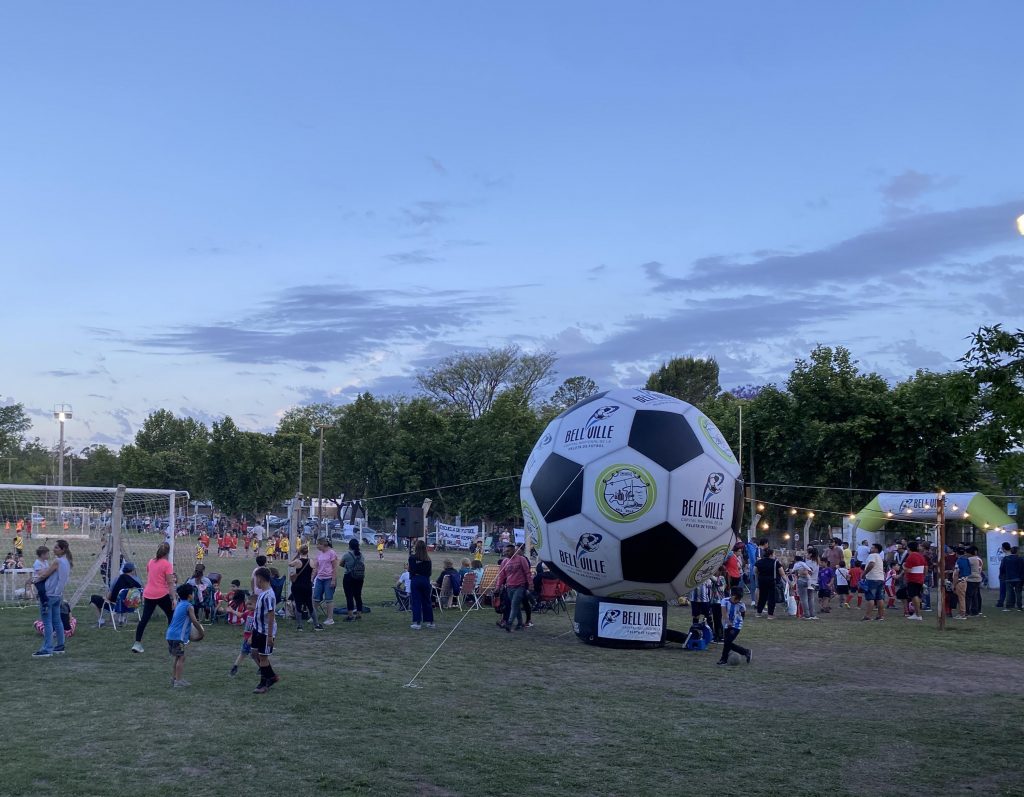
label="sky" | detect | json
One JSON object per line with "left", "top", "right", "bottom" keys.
{"left": 2, "top": 2, "right": 1022, "bottom": 451}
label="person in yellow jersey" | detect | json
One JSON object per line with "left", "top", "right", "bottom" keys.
{"left": 277, "top": 536, "right": 289, "bottom": 561}
{"left": 376, "top": 537, "right": 385, "bottom": 560}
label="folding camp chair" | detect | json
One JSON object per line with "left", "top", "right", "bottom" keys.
{"left": 102, "top": 588, "right": 142, "bottom": 631}
{"left": 431, "top": 574, "right": 452, "bottom": 612}
{"left": 477, "top": 565, "right": 500, "bottom": 606}
{"left": 393, "top": 586, "right": 411, "bottom": 612}
{"left": 535, "top": 577, "right": 571, "bottom": 614}
{"left": 456, "top": 571, "right": 477, "bottom": 610}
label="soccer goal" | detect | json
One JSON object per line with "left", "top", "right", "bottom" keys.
{"left": 0, "top": 484, "right": 189, "bottom": 609}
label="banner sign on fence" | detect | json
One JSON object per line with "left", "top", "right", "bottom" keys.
{"left": 436, "top": 523, "right": 479, "bottom": 549}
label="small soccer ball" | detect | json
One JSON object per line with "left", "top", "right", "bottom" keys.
{"left": 190, "top": 625, "right": 205, "bottom": 642}
{"left": 727, "top": 651, "right": 744, "bottom": 666}
{"left": 521, "top": 388, "right": 742, "bottom": 602}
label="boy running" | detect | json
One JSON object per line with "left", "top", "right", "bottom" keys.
{"left": 718, "top": 586, "right": 752, "bottom": 666}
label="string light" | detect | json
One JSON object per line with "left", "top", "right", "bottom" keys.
{"left": 760, "top": 521, "right": 769, "bottom": 531}
{"left": 789, "top": 508, "right": 797, "bottom": 516}
{"left": 756, "top": 503, "right": 765, "bottom": 512}
{"left": 807, "top": 512, "right": 815, "bottom": 519}
{"left": 783, "top": 533, "right": 791, "bottom": 540}
{"left": 886, "top": 511, "right": 894, "bottom": 518}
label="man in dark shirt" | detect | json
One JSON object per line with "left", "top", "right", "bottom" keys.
{"left": 1000, "top": 547, "right": 1024, "bottom": 611}
{"left": 753, "top": 547, "right": 785, "bottom": 619}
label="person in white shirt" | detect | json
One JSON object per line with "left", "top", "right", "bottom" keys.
{"left": 860, "top": 543, "right": 886, "bottom": 621}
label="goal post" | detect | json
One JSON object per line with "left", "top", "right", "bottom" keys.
{"left": 0, "top": 484, "right": 188, "bottom": 608}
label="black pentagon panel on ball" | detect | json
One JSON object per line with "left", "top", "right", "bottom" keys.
{"left": 555, "top": 391, "right": 609, "bottom": 420}
{"left": 531, "top": 453, "right": 584, "bottom": 523}
{"left": 627, "top": 410, "right": 704, "bottom": 471}
{"left": 620, "top": 522, "right": 697, "bottom": 583}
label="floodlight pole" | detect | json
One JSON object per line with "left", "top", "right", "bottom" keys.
{"left": 53, "top": 404, "right": 72, "bottom": 514}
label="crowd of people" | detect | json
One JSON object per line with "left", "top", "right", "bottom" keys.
{"left": 21, "top": 518, "right": 1020, "bottom": 689}
{"left": 690, "top": 534, "right": 1014, "bottom": 634}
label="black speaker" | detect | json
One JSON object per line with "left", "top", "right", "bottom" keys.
{"left": 396, "top": 506, "right": 424, "bottom": 538}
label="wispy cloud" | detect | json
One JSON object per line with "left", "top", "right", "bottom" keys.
{"left": 644, "top": 200, "right": 1023, "bottom": 292}
{"left": 880, "top": 169, "right": 957, "bottom": 204}
{"left": 128, "top": 283, "right": 507, "bottom": 365}
{"left": 426, "top": 156, "right": 446, "bottom": 175}
{"left": 385, "top": 249, "right": 440, "bottom": 265}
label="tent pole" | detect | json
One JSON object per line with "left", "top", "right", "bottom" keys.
{"left": 937, "top": 490, "right": 946, "bottom": 632}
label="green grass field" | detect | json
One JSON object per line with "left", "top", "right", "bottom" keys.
{"left": 5, "top": 549, "right": 1023, "bottom": 797}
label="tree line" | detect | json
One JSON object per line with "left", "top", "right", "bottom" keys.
{"left": 2, "top": 330, "right": 1021, "bottom": 530}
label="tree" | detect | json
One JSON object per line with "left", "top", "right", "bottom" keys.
{"left": 645, "top": 357, "right": 721, "bottom": 407}
{"left": 74, "top": 445, "right": 122, "bottom": 487}
{"left": 0, "top": 403, "right": 31, "bottom": 455}
{"left": 547, "top": 376, "right": 599, "bottom": 412}
{"left": 207, "top": 417, "right": 287, "bottom": 515}
{"left": 962, "top": 324, "right": 1024, "bottom": 461}
{"left": 120, "top": 410, "right": 209, "bottom": 494}
{"left": 416, "top": 345, "right": 557, "bottom": 418}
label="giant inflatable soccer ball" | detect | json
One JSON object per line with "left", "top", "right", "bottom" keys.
{"left": 520, "top": 388, "right": 743, "bottom": 602}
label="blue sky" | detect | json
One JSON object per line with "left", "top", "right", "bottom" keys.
{"left": 2, "top": 2, "right": 1022, "bottom": 450}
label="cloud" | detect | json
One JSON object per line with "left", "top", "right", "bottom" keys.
{"left": 399, "top": 200, "right": 457, "bottom": 229}
{"left": 43, "top": 369, "right": 83, "bottom": 378}
{"left": 299, "top": 365, "right": 326, "bottom": 373}
{"left": 644, "top": 200, "right": 1024, "bottom": 292}
{"left": 426, "top": 156, "right": 446, "bottom": 175}
{"left": 880, "top": 170, "right": 957, "bottom": 203}
{"left": 129, "top": 283, "right": 506, "bottom": 365}
{"left": 385, "top": 249, "right": 440, "bottom": 265}
{"left": 107, "top": 408, "right": 135, "bottom": 439}
{"left": 179, "top": 407, "right": 222, "bottom": 427}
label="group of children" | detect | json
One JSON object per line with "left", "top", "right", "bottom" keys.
{"left": 167, "top": 566, "right": 280, "bottom": 694}
{"left": 194, "top": 531, "right": 291, "bottom": 563}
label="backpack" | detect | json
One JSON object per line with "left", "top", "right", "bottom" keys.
{"left": 122, "top": 587, "right": 142, "bottom": 609}
{"left": 348, "top": 553, "right": 365, "bottom": 579}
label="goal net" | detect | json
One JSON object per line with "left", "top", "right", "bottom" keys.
{"left": 0, "top": 484, "right": 188, "bottom": 609}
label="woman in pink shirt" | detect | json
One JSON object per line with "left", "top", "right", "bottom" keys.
{"left": 313, "top": 537, "right": 339, "bottom": 629}
{"left": 132, "top": 542, "right": 176, "bottom": 653}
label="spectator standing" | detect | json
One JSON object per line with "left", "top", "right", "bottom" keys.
{"left": 860, "top": 543, "right": 886, "bottom": 621}
{"left": 965, "top": 545, "right": 984, "bottom": 617}
{"left": 952, "top": 546, "right": 970, "bottom": 620}
{"left": 789, "top": 555, "right": 813, "bottom": 619}
{"left": 31, "top": 539, "right": 72, "bottom": 657}
{"left": 313, "top": 538, "right": 339, "bottom": 629}
{"left": 289, "top": 545, "right": 314, "bottom": 631}
{"left": 902, "top": 541, "right": 928, "bottom": 621}
{"left": 341, "top": 539, "right": 366, "bottom": 621}
{"left": 753, "top": 547, "right": 785, "bottom": 619}
{"left": 856, "top": 540, "right": 871, "bottom": 566}
{"left": 408, "top": 539, "right": 433, "bottom": 630}
{"left": 723, "top": 544, "right": 743, "bottom": 592}
{"left": 824, "top": 539, "right": 844, "bottom": 570}
{"left": 1000, "top": 547, "right": 1024, "bottom": 611}
{"left": 995, "top": 541, "right": 1013, "bottom": 608}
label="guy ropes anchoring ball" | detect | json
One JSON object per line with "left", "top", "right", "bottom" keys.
{"left": 521, "top": 388, "right": 743, "bottom": 606}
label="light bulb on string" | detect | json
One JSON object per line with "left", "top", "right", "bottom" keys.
{"left": 886, "top": 511, "right": 894, "bottom": 518}
{"left": 807, "top": 512, "right": 815, "bottom": 519}
{"left": 789, "top": 508, "right": 797, "bottom": 516}
{"left": 756, "top": 503, "right": 765, "bottom": 512}
{"left": 760, "top": 521, "right": 769, "bottom": 531}
{"left": 963, "top": 512, "right": 969, "bottom": 519}
{"left": 951, "top": 505, "right": 959, "bottom": 511}
{"left": 783, "top": 533, "right": 791, "bottom": 540}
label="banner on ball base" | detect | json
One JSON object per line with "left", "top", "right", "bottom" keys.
{"left": 574, "top": 594, "right": 668, "bottom": 649}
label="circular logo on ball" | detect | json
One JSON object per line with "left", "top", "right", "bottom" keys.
{"left": 698, "top": 415, "right": 737, "bottom": 464}
{"left": 684, "top": 545, "right": 729, "bottom": 590}
{"left": 596, "top": 464, "right": 657, "bottom": 523}
{"left": 521, "top": 501, "right": 543, "bottom": 548}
